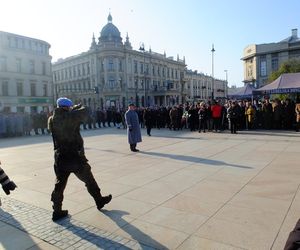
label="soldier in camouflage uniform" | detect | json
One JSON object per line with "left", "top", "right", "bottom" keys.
{"left": 48, "top": 97, "right": 112, "bottom": 221}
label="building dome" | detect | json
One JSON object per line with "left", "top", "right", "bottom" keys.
{"left": 99, "top": 13, "right": 122, "bottom": 43}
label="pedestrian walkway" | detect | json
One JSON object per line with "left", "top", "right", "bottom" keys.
{"left": 0, "top": 197, "right": 152, "bottom": 250}
{"left": 0, "top": 128, "right": 300, "bottom": 249}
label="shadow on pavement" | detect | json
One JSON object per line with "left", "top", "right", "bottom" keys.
{"left": 57, "top": 217, "right": 132, "bottom": 249}
{"left": 0, "top": 208, "right": 38, "bottom": 249}
{"left": 102, "top": 209, "right": 167, "bottom": 249}
{"left": 140, "top": 151, "right": 252, "bottom": 169}
{"left": 152, "top": 134, "right": 203, "bottom": 140}
{"left": 238, "top": 130, "right": 300, "bottom": 138}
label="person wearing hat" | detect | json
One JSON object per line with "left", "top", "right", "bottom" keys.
{"left": 48, "top": 97, "right": 112, "bottom": 221}
{"left": 125, "top": 103, "right": 142, "bottom": 152}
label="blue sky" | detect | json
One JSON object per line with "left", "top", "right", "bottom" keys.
{"left": 0, "top": 0, "right": 299, "bottom": 86}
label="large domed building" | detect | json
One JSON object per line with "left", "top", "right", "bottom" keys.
{"left": 52, "top": 13, "right": 188, "bottom": 108}
{"left": 52, "top": 13, "right": 226, "bottom": 109}
{"left": 98, "top": 13, "right": 122, "bottom": 46}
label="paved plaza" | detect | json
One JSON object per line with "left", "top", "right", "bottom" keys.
{"left": 0, "top": 128, "right": 300, "bottom": 249}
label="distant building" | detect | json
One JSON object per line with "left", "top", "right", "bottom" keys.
{"left": 0, "top": 31, "right": 52, "bottom": 113}
{"left": 242, "top": 28, "right": 300, "bottom": 88}
{"left": 52, "top": 14, "right": 187, "bottom": 108}
{"left": 184, "top": 70, "right": 227, "bottom": 102}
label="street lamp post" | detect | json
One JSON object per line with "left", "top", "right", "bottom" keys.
{"left": 211, "top": 44, "right": 215, "bottom": 100}
{"left": 224, "top": 69, "right": 228, "bottom": 98}
{"left": 139, "top": 43, "right": 146, "bottom": 107}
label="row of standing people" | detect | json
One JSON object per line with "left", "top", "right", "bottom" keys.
{"left": 0, "top": 111, "right": 49, "bottom": 138}
{"left": 0, "top": 107, "right": 127, "bottom": 138}
{"left": 141, "top": 99, "right": 300, "bottom": 135}
{"left": 1, "top": 98, "right": 299, "bottom": 138}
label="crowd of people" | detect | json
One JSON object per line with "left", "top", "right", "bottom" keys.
{"left": 136, "top": 98, "right": 300, "bottom": 134}
{"left": 0, "top": 98, "right": 300, "bottom": 138}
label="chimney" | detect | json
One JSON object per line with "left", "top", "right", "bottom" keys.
{"left": 292, "top": 28, "right": 298, "bottom": 38}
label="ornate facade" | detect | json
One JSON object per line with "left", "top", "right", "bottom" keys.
{"left": 0, "top": 31, "right": 52, "bottom": 113}
{"left": 52, "top": 14, "right": 187, "bottom": 109}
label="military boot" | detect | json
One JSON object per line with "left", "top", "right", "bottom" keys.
{"left": 96, "top": 194, "right": 112, "bottom": 210}
{"left": 52, "top": 205, "right": 69, "bottom": 221}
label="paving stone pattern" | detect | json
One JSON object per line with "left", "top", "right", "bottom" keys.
{"left": 0, "top": 197, "right": 156, "bottom": 250}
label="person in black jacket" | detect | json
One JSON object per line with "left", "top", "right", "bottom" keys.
{"left": 48, "top": 97, "right": 112, "bottom": 221}
{"left": 198, "top": 102, "right": 207, "bottom": 133}
{"left": 143, "top": 107, "right": 153, "bottom": 136}
{"left": 227, "top": 101, "right": 239, "bottom": 134}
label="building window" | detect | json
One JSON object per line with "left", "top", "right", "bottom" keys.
{"left": 108, "top": 58, "right": 114, "bottom": 71}
{"left": 260, "top": 56, "right": 267, "bottom": 77}
{"left": 14, "top": 37, "right": 18, "bottom": 48}
{"left": 77, "top": 65, "right": 81, "bottom": 76}
{"left": 0, "top": 56, "right": 7, "bottom": 71}
{"left": 271, "top": 55, "right": 278, "bottom": 72}
{"left": 17, "top": 106, "right": 25, "bottom": 113}
{"left": 134, "top": 60, "right": 138, "bottom": 73}
{"left": 140, "top": 63, "right": 144, "bottom": 74}
{"left": 119, "top": 59, "right": 122, "bottom": 71}
{"left": 101, "top": 60, "right": 104, "bottom": 71}
{"left": 17, "top": 81, "right": 23, "bottom": 96}
{"left": 42, "top": 62, "right": 46, "bottom": 75}
{"left": 247, "top": 66, "right": 253, "bottom": 77}
{"left": 2, "top": 81, "right": 9, "bottom": 96}
{"left": 43, "top": 83, "right": 47, "bottom": 96}
{"left": 108, "top": 79, "right": 115, "bottom": 88}
{"left": 82, "top": 64, "right": 86, "bottom": 76}
{"left": 30, "top": 82, "right": 36, "bottom": 96}
{"left": 73, "top": 66, "right": 76, "bottom": 77}
{"left": 29, "top": 60, "right": 35, "bottom": 74}
{"left": 16, "top": 58, "right": 22, "bottom": 72}
{"left": 87, "top": 63, "right": 90, "bottom": 75}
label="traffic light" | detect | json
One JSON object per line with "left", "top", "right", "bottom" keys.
{"left": 94, "top": 86, "right": 99, "bottom": 94}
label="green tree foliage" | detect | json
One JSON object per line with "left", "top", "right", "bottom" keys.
{"left": 269, "top": 59, "right": 300, "bottom": 82}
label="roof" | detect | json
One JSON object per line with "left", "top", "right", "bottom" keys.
{"left": 228, "top": 83, "right": 255, "bottom": 98}
{"left": 99, "top": 14, "right": 122, "bottom": 43}
{"left": 255, "top": 72, "right": 300, "bottom": 94}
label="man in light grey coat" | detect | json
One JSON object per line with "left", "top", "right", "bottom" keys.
{"left": 125, "top": 103, "right": 142, "bottom": 152}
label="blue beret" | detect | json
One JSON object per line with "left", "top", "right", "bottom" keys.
{"left": 57, "top": 97, "right": 73, "bottom": 107}
{"left": 128, "top": 102, "right": 135, "bottom": 106}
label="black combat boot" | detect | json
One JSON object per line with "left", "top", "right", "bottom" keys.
{"left": 52, "top": 205, "right": 69, "bottom": 221}
{"left": 96, "top": 194, "right": 112, "bottom": 210}
{"left": 52, "top": 210, "right": 69, "bottom": 221}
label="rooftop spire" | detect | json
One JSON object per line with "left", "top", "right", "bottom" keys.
{"left": 108, "top": 12, "right": 112, "bottom": 23}
{"left": 90, "top": 33, "right": 97, "bottom": 50}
